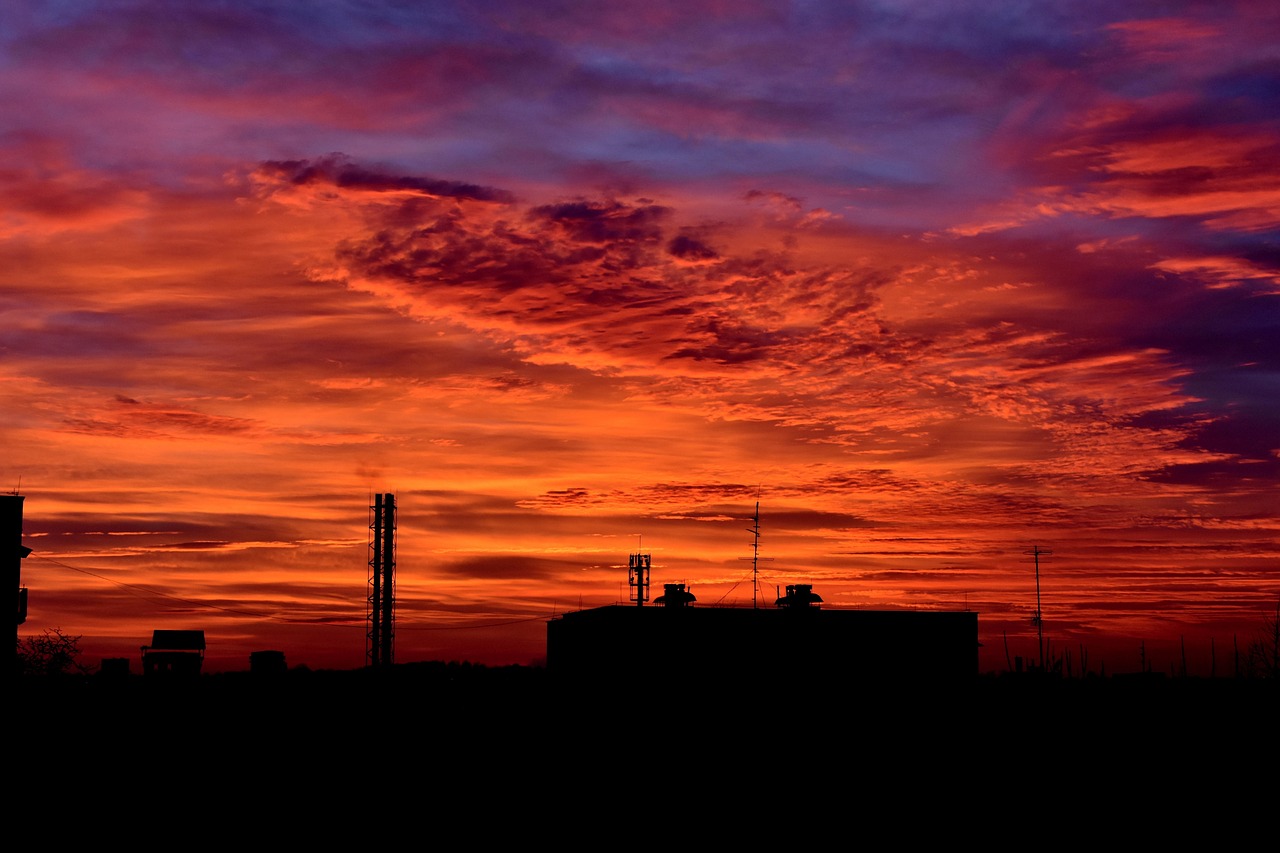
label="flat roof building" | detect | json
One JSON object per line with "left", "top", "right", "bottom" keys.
{"left": 141, "top": 630, "right": 206, "bottom": 679}
{"left": 547, "top": 584, "right": 978, "bottom": 689}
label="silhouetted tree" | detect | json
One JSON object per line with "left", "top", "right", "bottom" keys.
{"left": 1243, "top": 600, "right": 1279, "bottom": 680}
{"left": 16, "top": 627, "right": 93, "bottom": 678}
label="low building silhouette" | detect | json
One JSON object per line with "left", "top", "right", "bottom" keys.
{"left": 99, "top": 657, "right": 131, "bottom": 680}
{"left": 141, "top": 630, "right": 206, "bottom": 678}
{"left": 250, "top": 649, "right": 287, "bottom": 675}
{"left": 547, "top": 583, "right": 977, "bottom": 687}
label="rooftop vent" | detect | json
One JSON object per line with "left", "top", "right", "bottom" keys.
{"left": 776, "top": 583, "right": 822, "bottom": 609}
{"left": 654, "top": 582, "right": 696, "bottom": 608}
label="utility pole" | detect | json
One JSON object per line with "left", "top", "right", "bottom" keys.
{"left": 1025, "top": 545, "right": 1052, "bottom": 670}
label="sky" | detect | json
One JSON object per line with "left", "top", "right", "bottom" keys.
{"left": 4, "top": 0, "right": 1278, "bottom": 677}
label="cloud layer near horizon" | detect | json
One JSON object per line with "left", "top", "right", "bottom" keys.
{"left": 3, "top": 0, "right": 1277, "bottom": 674}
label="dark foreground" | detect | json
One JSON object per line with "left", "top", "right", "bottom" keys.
{"left": 14, "top": 664, "right": 1277, "bottom": 824}
{"left": 18, "top": 662, "right": 1277, "bottom": 744}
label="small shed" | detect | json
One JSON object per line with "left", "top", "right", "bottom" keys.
{"left": 141, "top": 630, "right": 206, "bottom": 678}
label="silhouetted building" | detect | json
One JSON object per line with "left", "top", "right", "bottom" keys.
{"left": 7, "top": 493, "right": 33, "bottom": 671}
{"left": 547, "top": 587, "right": 977, "bottom": 686}
{"left": 100, "top": 657, "right": 131, "bottom": 680}
{"left": 250, "top": 649, "right": 287, "bottom": 675}
{"left": 141, "top": 630, "right": 206, "bottom": 678}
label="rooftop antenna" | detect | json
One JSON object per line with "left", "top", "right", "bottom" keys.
{"left": 740, "top": 501, "right": 773, "bottom": 609}
{"left": 1024, "top": 545, "right": 1052, "bottom": 670}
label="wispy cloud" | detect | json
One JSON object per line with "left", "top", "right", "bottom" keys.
{"left": 4, "top": 0, "right": 1277, "bottom": 675}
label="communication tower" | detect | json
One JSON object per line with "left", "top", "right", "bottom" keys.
{"left": 629, "top": 551, "right": 651, "bottom": 606}
{"left": 367, "top": 493, "right": 396, "bottom": 668}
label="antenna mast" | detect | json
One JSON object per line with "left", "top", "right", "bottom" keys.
{"left": 741, "top": 502, "right": 776, "bottom": 609}
{"left": 749, "top": 502, "right": 761, "bottom": 608}
{"left": 1025, "top": 545, "right": 1052, "bottom": 670}
{"left": 736, "top": 500, "right": 774, "bottom": 609}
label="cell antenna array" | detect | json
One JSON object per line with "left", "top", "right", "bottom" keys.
{"left": 629, "top": 552, "right": 651, "bottom": 606}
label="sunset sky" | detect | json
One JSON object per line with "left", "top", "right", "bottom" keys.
{"left": 4, "top": 1, "right": 1278, "bottom": 677}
